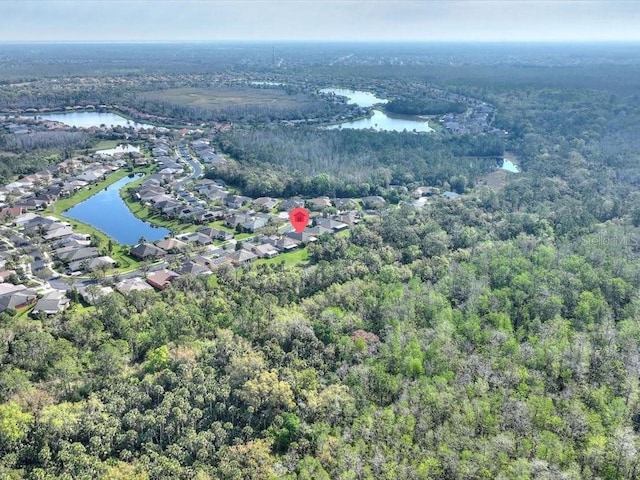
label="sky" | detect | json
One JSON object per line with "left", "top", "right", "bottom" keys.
{"left": 1, "top": 0, "right": 640, "bottom": 43}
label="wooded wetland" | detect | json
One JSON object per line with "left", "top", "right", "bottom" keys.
{"left": 2, "top": 42, "right": 640, "bottom": 479}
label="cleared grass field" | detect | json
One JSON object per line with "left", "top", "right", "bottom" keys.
{"left": 141, "top": 86, "right": 312, "bottom": 109}
{"left": 255, "top": 248, "right": 309, "bottom": 268}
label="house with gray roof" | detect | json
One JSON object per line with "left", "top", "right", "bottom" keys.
{"left": 229, "top": 249, "right": 257, "bottom": 267}
{"left": 130, "top": 243, "right": 167, "bottom": 260}
{"left": 0, "top": 284, "right": 37, "bottom": 313}
{"left": 31, "top": 290, "right": 70, "bottom": 316}
{"left": 115, "top": 277, "right": 153, "bottom": 294}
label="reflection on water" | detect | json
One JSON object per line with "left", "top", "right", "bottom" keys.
{"left": 321, "top": 87, "right": 433, "bottom": 133}
{"left": 65, "top": 175, "right": 169, "bottom": 245}
{"left": 37, "top": 111, "right": 155, "bottom": 129}
{"left": 326, "top": 109, "right": 434, "bottom": 133}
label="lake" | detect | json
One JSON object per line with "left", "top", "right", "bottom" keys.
{"left": 65, "top": 175, "right": 169, "bottom": 245}
{"left": 327, "top": 109, "right": 435, "bottom": 133}
{"left": 321, "top": 88, "right": 434, "bottom": 132}
{"left": 95, "top": 144, "right": 141, "bottom": 156}
{"left": 36, "top": 111, "right": 155, "bottom": 129}
{"left": 320, "top": 88, "right": 388, "bottom": 107}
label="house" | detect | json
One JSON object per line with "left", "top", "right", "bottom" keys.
{"left": 200, "top": 188, "right": 228, "bottom": 202}
{"left": 253, "top": 197, "right": 279, "bottom": 211}
{"left": 155, "top": 238, "right": 189, "bottom": 253}
{"left": 226, "top": 213, "right": 252, "bottom": 229}
{"left": 176, "top": 261, "right": 212, "bottom": 276}
{"left": 55, "top": 247, "right": 100, "bottom": 263}
{"left": 67, "top": 256, "right": 116, "bottom": 273}
{"left": 146, "top": 269, "right": 179, "bottom": 290}
{"left": 315, "top": 217, "right": 348, "bottom": 232}
{"left": 334, "top": 212, "right": 359, "bottom": 226}
{"left": 240, "top": 216, "right": 269, "bottom": 233}
{"left": 57, "top": 247, "right": 100, "bottom": 263}
{"left": 0, "top": 206, "right": 28, "bottom": 219}
{"left": 0, "top": 270, "right": 16, "bottom": 282}
{"left": 266, "top": 235, "right": 300, "bottom": 252}
{"left": 224, "top": 195, "right": 251, "bottom": 209}
{"left": 208, "top": 255, "right": 232, "bottom": 270}
{"left": 361, "top": 196, "right": 386, "bottom": 209}
{"left": 115, "top": 277, "right": 153, "bottom": 294}
{"left": 280, "top": 198, "right": 305, "bottom": 212}
{"left": 194, "top": 210, "right": 219, "bottom": 223}
{"left": 18, "top": 213, "right": 53, "bottom": 230}
{"left": 307, "top": 197, "right": 332, "bottom": 210}
{"left": 307, "top": 225, "right": 334, "bottom": 236}
{"left": 251, "top": 243, "right": 279, "bottom": 258}
{"left": 0, "top": 284, "right": 38, "bottom": 313}
{"left": 413, "top": 186, "right": 440, "bottom": 198}
{"left": 43, "top": 225, "right": 74, "bottom": 241}
{"left": 78, "top": 285, "right": 114, "bottom": 305}
{"left": 229, "top": 249, "right": 257, "bottom": 267}
{"left": 198, "top": 226, "right": 233, "bottom": 241}
{"left": 176, "top": 232, "right": 212, "bottom": 246}
{"left": 202, "top": 153, "right": 227, "bottom": 166}
{"left": 284, "top": 230, "right": 318, "bottom": 243}
{"left": 31, "top": 290, "right": 70, "bottom": 316}
{"left": 130, "top": 243, "right": 167, "bottom": 260}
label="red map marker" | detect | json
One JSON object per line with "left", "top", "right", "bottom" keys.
{"left": 289, "top": 207, "right": 310, "bottom": 233}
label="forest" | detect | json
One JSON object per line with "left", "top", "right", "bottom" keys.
{"left": 2, "top": 42, "right": 640, "bottom": 479}
{"left": 385, "top": 99, "right": 467, "bottom": 116}
{"left": 211, "top": 127, "right": 504, "bottom": 198}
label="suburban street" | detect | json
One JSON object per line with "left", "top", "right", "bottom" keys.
{"left": 174, "top": 144, "right": 204, "bottom": 190}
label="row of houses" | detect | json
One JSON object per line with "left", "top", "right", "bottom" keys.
{"left": 16, "top": 213, "right": 117, "bottom": 274}
{"left": 0, "top": 282, "right": 70, "bottom": 316}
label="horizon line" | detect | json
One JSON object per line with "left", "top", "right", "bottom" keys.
{"left": 2, "top": 39, "right": 640, "bottom": 45}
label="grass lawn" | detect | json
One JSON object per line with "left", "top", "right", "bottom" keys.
{"left": 140, "top": 86, "right": 312, "bottom": 109}
{"left": 255, "top": 247, "right": 309, "bottom": 268}
{"left": 428, "top": 119, "right": 444, "bottom": 132}
{"left": 91, "top": 140, "right": 120, "bottom": 151}
{"left": 51, "top": 169, "right": 132, "bottom": 215}
{"left": 123, "top": 200, "right": 198, "bottom": 233}
{"left": 209, "top": 221, "right": 235, "bottom": 233}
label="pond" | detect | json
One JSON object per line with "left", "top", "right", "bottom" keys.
{"left": 95, "top": 144, "right": 141, "bottom": 156}
{"left": 35, "top": 111, "right": 155, "bottom": 129}
{"left": 321, "top": 88, "right": 434, "bottom": 133}
{"left": 65, "top": 174, "right": 169, "bottom": 245}
{"left": 499, "top": 158, "right": 520, "bottom": 173}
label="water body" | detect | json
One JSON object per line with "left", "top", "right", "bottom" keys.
{"left": 327, "top": 109, "right": 435, "bottom": 133}
{"left": 320, "top": 88, "right": 388, "bottom": 107}
{"left": 321, "top": 88, "right": 433, "bottom": 132}
{"left": 250, "top": 81, "right": 285, "bottom": 86}
{"left": 95, "top": 144, "right": 141, "bottom": 156}
{"left": 65, "top": 175, "right": 169, "bottom": 245}
{"left": 36, "top": 111, "right": 155, "bottom": 129}
{"left": 500, "top": 158, "right": 520, "bottom": 173}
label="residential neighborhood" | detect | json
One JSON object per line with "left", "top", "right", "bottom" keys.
{"left": 0, "top": 125, "right": 395, "bottom": 317}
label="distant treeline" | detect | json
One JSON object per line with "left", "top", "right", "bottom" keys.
{"left": 385, "top": 99, "right": 467, "bottom": 116}
{"left": 211, "top": 126, "right": 503, "bottom": 198}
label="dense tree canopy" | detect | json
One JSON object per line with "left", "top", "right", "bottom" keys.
{"left": 3, "top": 43, "right": 640, "bottom": 479}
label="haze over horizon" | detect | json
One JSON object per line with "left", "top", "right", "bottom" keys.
{"left": 2, "top": 0, "right": 640, "bottom": 43}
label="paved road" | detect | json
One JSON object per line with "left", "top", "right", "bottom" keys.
{"left": 174, "top": 145, "right": 204, "bottom": 190}
{"left": 47, "top": 259, "right": 170, "bottom": 291}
